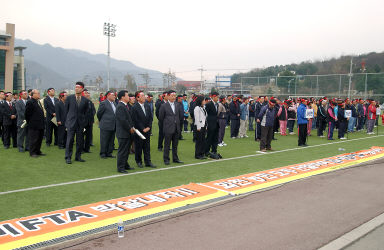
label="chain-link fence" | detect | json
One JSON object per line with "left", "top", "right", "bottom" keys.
{"left": 240, "top": 73, "right": 384, "bottom": 101}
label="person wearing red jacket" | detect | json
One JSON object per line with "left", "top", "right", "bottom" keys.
{"left": 366, "top": 100, "right": 377, "bottom": 134}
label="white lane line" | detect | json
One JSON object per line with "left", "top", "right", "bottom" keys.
{"left": 1, "top": 134, "right": 383, "bottom": 196}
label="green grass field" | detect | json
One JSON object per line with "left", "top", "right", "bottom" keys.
{"left": 0, "top": 118, "right": 383, "bottom": 221}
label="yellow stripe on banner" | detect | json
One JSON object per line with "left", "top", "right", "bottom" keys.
{"left": 2, "top": 191, "right": 227, "bottom": 250}
{"left": 232, "top": 154, "right": 384, "bottom": 195}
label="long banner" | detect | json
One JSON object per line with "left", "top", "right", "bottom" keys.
{"left": 1, "top": 147, "right": 384, "bottom": 249}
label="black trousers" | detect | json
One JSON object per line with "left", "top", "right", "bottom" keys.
{"left": 57, "top": 125, "right": 67, "bottom": 148}
{"left": 45, "top": 119, "right": 57, "bottom": 145}
{"left": 158, "top": 121, "right": 164, "bottom": 149}
{"left": 164, "top": 131, "right": 179, "bottom": 162}
{"left": 0, "top": 122, "right": 3, "bottom": 143}
{"left": 28, "top": 128, "right": 43, "bottom": 156}
{"left": 298, "top": 124, "right": 308, "bottom": 146}
{"left": 83, "top": 124, "right": 93, "bottom": 152}
{"left": 65, "top": 127, "right": 84, "bottom": 160}
{"left": 317, "top": 119, "right": 327, "bottom": 136}
{"left": 117, "top": 137, "right": 132, "bottom": 172}
{"left": 195, "top": 127, "right": 206, "bottom": 158}
{"left": 135, "top": 132, "right": 151, "bottom": 164}
{"left": 260, "top": 126, "right": 273, "bottom": 150}
{"left": 179, "top": 119, "right": 184, "bottom": 139}
{"left": 3, "top": 124, "right": 17, "bottom": 147}
{"left": 205, "top": 127, "right": 219, "bottom": 153}
{"left": 183, "top": 117, "right": 189, "bottom": 131}
{"left": 230, "top": 119, "right": 240, "bottom": 137}
{"left": 255, "top": 121, "right": 261, "bottom": 140}
{"left": 338, "top": 121, "right": 347, "bottom": 138}
{"left": 17, "top": 126, "right": 29, "bottom": 150}
{"left": 100, "top": 129, "right": 115, "bottom": 157}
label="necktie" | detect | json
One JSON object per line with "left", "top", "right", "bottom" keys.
{"left": 111, "top": 102, "right": 116, "bottom": 114}
{"left": 76, "top": 96, "right": 81, "bottom": 105}
{"left": 9, "top": 103, "right": 12, "bottom": 110}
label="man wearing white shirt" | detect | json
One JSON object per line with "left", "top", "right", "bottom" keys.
{"left": 43, "top": 88, "right": 59, "bottom": 146}
{"left": 15, "top": 90, "right": 29, "bottom": 152}
{"left": 159, "top": 90, "right": 183, "bottom": 165}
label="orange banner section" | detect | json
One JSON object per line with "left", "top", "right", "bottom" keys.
{"left": 202, "top": 147, "right": 384, "bottom": 193}
{"left": 0, "top": 183, "right": 220, "bottom": 247}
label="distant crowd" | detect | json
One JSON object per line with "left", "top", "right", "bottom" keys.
{"left": 0, "top": 83, "right": 382, "bottom": 173}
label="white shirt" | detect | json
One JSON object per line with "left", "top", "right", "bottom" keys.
{"left": 109, "top": 101, "right": 116, "bottom": 114}
{"left": 50, "top": 96, "right": 55, "bottom": 106}
{"left": 139, "top": 102, "right": 146, "bottom": 115}
{"left": 169, "top": 101, "right": 175, "bottom": 113}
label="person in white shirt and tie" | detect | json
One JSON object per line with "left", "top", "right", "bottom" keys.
{"left": 158, "top": 90, "right": 184, "bottom": 165}
{"left": 97, "top": 91, "right": 117, "bottom": 159}
{"left": 15, "top": 90, "right": 29, "bottom": 152}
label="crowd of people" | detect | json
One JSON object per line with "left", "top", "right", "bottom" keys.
{"left": 0, "top": 82, "right": 382, "bottom": 174}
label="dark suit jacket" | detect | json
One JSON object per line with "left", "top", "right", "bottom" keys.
{"left": 159, "top": 102, "right": 181, "bottom": 135}
{"left": 2, "top": 101, "right": 17, "bottom": 126}
{"left": 25, "top": 99, "right": 45, "bottom": 130}
{"left": 97, "top": 100, "right": 116, "bottom": 131}
{"left": 43, "top": 96, "right": 59, "bottom": 120}
{"left": 115, "top": 102, "right": 134, "bottom": 138}
{"left": 65, "top": 94, "right": 89, "bottom": 130}
{"left": 229, "top": 101, "right": 240, "bottom": 120}
{"left": 205, "top": 101, "right": 219, "bottom": 131}
{"left": 55, "top": 100, "right": 67, "bottom": 126}
{"left": 15, "top": 99, "right": 27, "bottom": 127}
{"left": 85, "top": 100, "right": 96, "bottom": 126}
{"left": 131, "top": 102, "right": 152, "bottom": 133}
{"left": 0, "top": 100, "right": 4, "bottom": 124}
{"left": 155, "top": 100, "right": 165, "bottom": 119}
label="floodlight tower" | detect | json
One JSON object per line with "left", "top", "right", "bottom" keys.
{"left": 103, "top": 22, "right": 116, "bottom": 90}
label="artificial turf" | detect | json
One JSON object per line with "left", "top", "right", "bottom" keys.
{"left": 0, "top": 118, "right": 383, "bottom": 221}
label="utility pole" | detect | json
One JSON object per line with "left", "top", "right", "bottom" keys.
{"left": 197, "top": 65, "right": 206, "bottom": 92}
{"left": 348, "top": 57, "right": 353, "bottom": 99}
{"left": 139, "top": 72, "right": 150, "bottom": 91}
{"left": 103, "top": 22, "right": 116, "bottom": 90}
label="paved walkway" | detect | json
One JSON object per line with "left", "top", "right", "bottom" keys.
{"left": 59, "top": 159, "right": 384, "bottom": 250}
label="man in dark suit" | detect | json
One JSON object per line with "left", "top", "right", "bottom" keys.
{"left": 15, "top": 90, "right": 29, "bottom": 152}
{"left": 229, "top": 95, "right": 241, "bottom": 138}
{"left": 83, "top": 89, "right": 95, "bottom": 153}
{"left": 177, "top": 95, "right": 185, "bottom": 140}
{"left": 0, "top": 91, "right": 5, "bottom": 144}
{"left": 97, "top": 91, "right": 116, "bottom": 159}
{"left": 25, "top": 89, "right": 45, "bottom": 157}
{"left": 159, "top": 90, "right": 183, "bottom": 165}
{"left": 43, "top": 88, "right": 59, "bottom": 146}
{"left": 2, "top": 92, "right": 17, "bottom": 149}
{"left": 55, "top": 91, "right": 67, "bottom": 149}
{"left": 116, "top": 90, "right": 135, "bottom": 174}
{"left": 155, "top": 92, "right": 167, "bottom": 151}
{"left": 64, "top": 82, "right": 89, "bottom": 164}
{"left": 132, "top": 91, "right": 156, "bottom": 168}
{"left": 205, "top": 92, "right": 220, "bottom": 159}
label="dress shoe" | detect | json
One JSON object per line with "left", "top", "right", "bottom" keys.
{"left": 125, "top": 166, "right": 135, "bottom": 170}
{"left": 83, "top": 150, "right": 91, "bottom": 153}
{"left": 66, "top": 159, "right": 72, "bottom": 164}
{"left": 179, "top": 138, "right": 185, "bottom": 140}
{"left": 38, "top": 153, "right": 46, "bottom": 156}
{"left": 145, "top": 162, "right": 157, "bottom": 168}
{"left": 58, "top": 146, "right": 65, "bottom": 149}
{"left": 118, "top": 170, "right": 128, "bottom": 174}
{"left": 100, "top": 154, "right": 107, "bottom": 159}
{"left": 164, "top": 161, "right": 170, "bottom": 165}
{"left": 31, "top": 154, "right": 39, "bottom": 158}
{"left": 75, "top": 158, "right": 85, "bottom": 162}
{"left": 4, "top": 146, "right": 9, "bottom": 149}
{"left": 137, "top": 162, "right": 144, "bottom": 168}
{"left": 158, "top": 148, "right": 163, "bottom": 152}
{"left": 106, "top": 155, "right": 116, "bottom": 158}
{"left": 173, "top": 160, "right": 184, "bottom": 164}
{"left": 18, "top": 148, "right": 25, "bottom": 152}
{"left": 46, "top": 143, "right": 50, "bottom": 147}
{"left": 267, "top": 148, "right": 273, "bottom": 151}
{"left": 195, "top": 156, "right": 207, "bottom": 160}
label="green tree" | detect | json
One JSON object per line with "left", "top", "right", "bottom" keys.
{"left": 124, "top": 74, "right": 137, "bottom": 92}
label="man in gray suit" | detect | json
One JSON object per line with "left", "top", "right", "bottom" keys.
{"left": 158, "top": 90, "right": 183, "bottom": 165}
{"left": 15, "top": 90, "right": 29, "bottom": 152}
{"left": 97, "top": 91, "right": 116, "bottom": 159}
{"left": 116, "top": 90, "right": 135, "bottom": 173}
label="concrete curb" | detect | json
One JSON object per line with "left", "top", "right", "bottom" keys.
{"left": 318, "top": 212, "right": 384, "bottom": 250}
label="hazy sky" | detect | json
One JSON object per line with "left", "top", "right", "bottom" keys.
{"left": 1, "top": 0, "right": 383, "bottom": 80}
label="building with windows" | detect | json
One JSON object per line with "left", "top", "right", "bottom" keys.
{"left": 0, "top": 23, "right": 26, "bottom": 91}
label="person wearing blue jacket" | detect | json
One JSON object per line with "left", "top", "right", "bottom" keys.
{"left": 257, "top": 99, "right": 277, "bottom": 152}
{"left": 297, "top": 98, "right": 309, "bottom": 146}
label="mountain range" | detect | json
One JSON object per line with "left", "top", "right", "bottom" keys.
{"left": 15, "top": 39, "right": 165, "bottom": 90}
